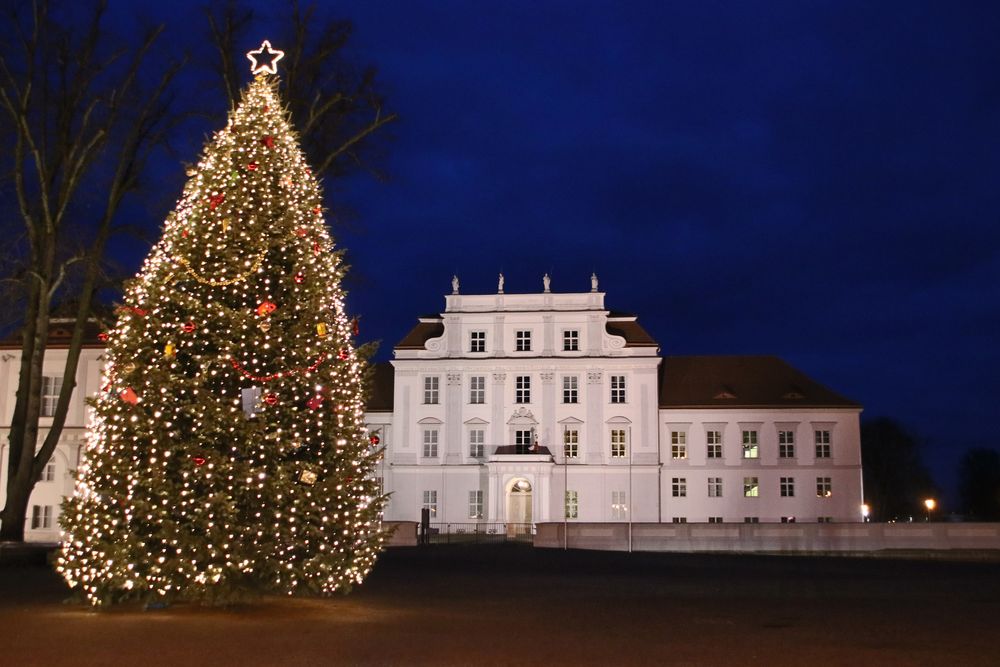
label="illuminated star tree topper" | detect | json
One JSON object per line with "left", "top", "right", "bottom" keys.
{"left": 247, "top": 40, "right": 285, "bottom": 75}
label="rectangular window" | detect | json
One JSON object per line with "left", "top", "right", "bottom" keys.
{"left": 778, "top": 430, "right": 795, "bottom": 458}
{"left": 40, "top": 376, "right": 62, "bottom": 417}
{"left": 672, "top": 477, "right": 687, "bottom": 497}
{"left": 469, "top": 429, "right": 485, "bottom": 458}
{"left": 565, "top": 490, "right": 579, "bottom": 519}
{"left": 610, "top": 375, "right": 626, "bottom": 403}
{"left": 742, "top": 430, "right": 759, "bottom": 459}
{"left": 817, "top": 477, "right": 832, "bottom": 498}
{"left": 41, "top": 458, "right": 56, "bottom": 482}
{"left": 563, "top": 330, "right": 579, "bottom": 351}
{"left": 781, "top": 516, "right": 796, "bottom": 524}
{"left": 817, "top": 516, "right": 833, "bottom": 523}
{"left": 422, "top": 429, "right": 439, "bottom": 458}
{"left": 708, "top": 477, "right": 722, "bottom": 498}
{"left": 423, "top": 376, "right": 439, "bottom": 404}
{"left": 468, "top": 490, "right": 483, "bottom": 519}
{"left": 515, "top": 375, "right": 531, "bottom": 403}
{"left": 744, "top": 516, "right": 760, "bottom": 524}
{"left": 672, "top": 517, "right": 688, "bottom": 524}
{"left": 241, "top": 386, "right": 262, "bottom": 417}
{"left": 563, "top": 429, "right": 579, "bottom": 459}
{"left": 469, "top": 330, "right": 486, "bottom": 353}
{"left": 611, "top": 490, "right": 627, "bottom": 520}
{"left": 30, "top": 505, "right": 52, "bottom": 529}
{"left": 422, "top": 490, "right": 438, "bottom": 517}
{"left": 708, "top": 516, "right": 724, "bottom": 524}
{"left": 780, "top": 476, "right": 795, "bottom": 497}
{"left": 514, "top": 429, "right": 534, "bottom": 454}
{"left": 562, "top": 375, "right": 579, "bottom": 403}
{"left": 670, "top": 431, "right": 687, "bottom": 459}
{"left": 706, "top": 430, "right": 722, "bottom": 459}
{"left": 515, "top": 330, "right": 532, "bottom": 352}
{"left": 610, "top": 429, "right": 627, "bottom": 458}
{"left": 469, "top": 375, "right": 485, "bottom": 404}
{"left": 815, "top": 430, "right": 831, "bottom": 458}
{"left": 743, "top": 476, "right": 759, "bottom": 498}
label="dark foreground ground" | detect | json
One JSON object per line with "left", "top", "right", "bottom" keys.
{"left": 1, "top": 546, "right": 999, "bottom": 666}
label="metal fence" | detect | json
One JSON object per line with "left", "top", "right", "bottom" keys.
{"left": 421, "top": 522, "right": 535, "bottom": 545}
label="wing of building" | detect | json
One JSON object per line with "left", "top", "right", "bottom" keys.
{"left": 366, "top": 284, "right": 863, "bottom": 529}
{"left": 2, "top": 284, "right": 863, "bottom": 542}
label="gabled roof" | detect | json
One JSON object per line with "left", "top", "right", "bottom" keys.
{"left": 366, "top": 362, "right": 395, "bottom": 412}
{"left": 658, "top": 355, "right": 860, "bottom": 409}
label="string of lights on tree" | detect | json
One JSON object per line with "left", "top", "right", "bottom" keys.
{"left": 57, "top": 40, "right": 386, "bottom": 606}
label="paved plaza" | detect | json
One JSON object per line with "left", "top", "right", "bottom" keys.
{"left": 2, "top": 545, "right": 999, "bottom": 666}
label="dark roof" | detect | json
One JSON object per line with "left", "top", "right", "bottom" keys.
{"left": 395, "top": 319, "right": 444, "bottom": 350}
{"left": 606, "top": 317, "right": 658, "bottom": 348}
{"left": 366, "top": 362, "right": 395, "bottom": 411}
{"left": 658, "top": 355, "right": 861, "bottom": 409}
{"left": 0, "top": 318, "right": 107, "bottom": 350}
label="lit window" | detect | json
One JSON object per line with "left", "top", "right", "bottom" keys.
{"left": 742, "top": 430, "right": 759, "bottom": 459}
{"left": 41, "top": 376, "right": 62, "bottom": 417}
{"left": 815, "top": 430, "right": 831, "bottom": 458}
{"left": 672, "top": 477, "right": 687, "bottom": 497}
{"left": 469, "top": 429, "right": 485, "bottom": 458}
{"left": 515, "top": 375, "right": 531, "bottom": 403}
{"left": 778, "top": 430, "right": 795, "bottom": 458}
{"left": 562, "top": 376, "right": 578, "bottom": 404}
{"left": 468, "top": 490, "right": 483, "bottom": 519}
{"left": 610, "top": 375, "right": 626, "bottom": 403}
{"left": 422, "top": 429, "right": 439, "bottom": 458}
{"left": 708, "top": 477, "right": 722, "bottom": 498}
{"left": 515, "top": 330, "right": 532, "bottom": 352}
{"left": 564, "top": 429, "right": 579, "bottom": 459}
{"left": 469, "top": 330, "right": 486, "bottom": 353}
{"left": 422, "top": 490, "right": 438, "bottom": 517}
{"left": 671, "top": 431, "right": 687, "bottom": 459}
{"left": 816, "top": 477, "right": 832, "bottom": 498}
{"left": 563, "top": 330, "right": 579, "bottom": 351}
{"left": 780, "top": 476, "right": 795, "bottom": 497}
{"left": 743, "top": 476, "right": 759, "bottom": 497}
{"left": 611, "top": 490, "right": 627, "bottom": 520}
{"left": 469, "top": 376, "right": 485, "bottom": 404}
{"left": 610, "top": 429, "right": 627, "bottom": 458}
{"left": 706, "top": 431, "right": 722, "bottom": 458}
{"left": 423, "top": 376, "right": 439, "bottom": 404}
{"left": 565, "top": 490, "right": 579, "bottom": 519}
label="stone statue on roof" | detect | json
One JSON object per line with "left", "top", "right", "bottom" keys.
{"left": 452, "top": 275, "right": 459, "bottom": 294}
{"left": 591, "top": 273, "right": 599, "bottom": 292}
{"left": 543, "top": 273, "right": 551, "bottom": 293}
{"left": 498, "top": 272, "right": 504, "bottom": 294}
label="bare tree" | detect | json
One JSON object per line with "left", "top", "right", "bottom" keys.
{"left": 205, "top": 0, "right": 397, "bottom": 183}
{"left": 0, "top": 0, "right": 182, "bottom": 541}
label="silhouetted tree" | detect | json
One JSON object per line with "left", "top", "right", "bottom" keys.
{"left": 861, "top": 417, "right": 936, "bottom": 521}
{"left": 957, "top": 448, "right": 1000, "bottom": 521}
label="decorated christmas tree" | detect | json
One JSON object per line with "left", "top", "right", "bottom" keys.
{"left": 57, "top": 42, "right": 386, "bottom": 606}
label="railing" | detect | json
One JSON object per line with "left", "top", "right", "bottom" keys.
{"left": 422, "top": 522, "right": 535, "bottom": 545}
{"left": 493, "top": 445, "right": 553, "bottom": 456}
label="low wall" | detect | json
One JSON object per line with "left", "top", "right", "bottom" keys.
{"left": 383, "top": 521, "right": 418, "bottom": 547}
{"left": 534, "top": 522, "right": 1000, "bottom": 554}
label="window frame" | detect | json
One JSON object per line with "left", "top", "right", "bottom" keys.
{"left": 671, "top": 477, "right": 687, "bottom": 498}
{"left": 563, "top": 429, "right": 579, "bottom": 459}
{"left": 562, "top": 375, "right": 579, "bottom": 404}
{"left": 515, "top": 330, "right": 532, "bottom": 352}
{"left": 610, "top": 428, "right": 627, "bottom": 458}
{"left": 40, "top": 376, "right": 62, "bottom": 418}
{"left": 742, "top": 430, "right": 759, "bottom": 459}
{"left": 468, "top": 490, "right": 484, "bottom": 519}
{"left": 469, "top": 375, "right": 486, "bottom": 404}
{"left": 610, "top": 375, "right": 627, "bottom": 404}
{"left": 565, "top": 490, "right": 579, "bottom": 519}
{"left": 469, "top": 429, "right": 485, "bottom": 458}
{"left": 563, "top": 329, "right": 580, "bottom": 352}
{"left": 422, "top": 490, "right": 438, "bottom": 517}
{"left": 422, "top": 428, "right": 439, "bottom": 458}
{"left": 515, "top": 375, "right": 531, "bottom": 404}
{"left": 743, "top": 476, "right": 760, "bottom": 498}
{"left": 778, "top": 430, "right": 795, "bottom": 459}
{"left": 670, "top": 431, "right": 687, "bottom": 460}
{"left": 708, "top": 477, "right": 723, "bottom": 498}
{"left": 469, "top": 330, "right": 486, "bottom": 353}
{"left": 780, "top": 476, "right": 795, "bottom": 497}
{"left": 423, "top": 376, "right": 440, "bottom": 405}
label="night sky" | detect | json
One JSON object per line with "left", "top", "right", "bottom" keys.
{"left": 121, "top": 1, "right": 999, "bottom": 503}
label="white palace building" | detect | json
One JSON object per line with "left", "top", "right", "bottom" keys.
{"left": 1, "top": 276, "right": 865, "bottom": 542}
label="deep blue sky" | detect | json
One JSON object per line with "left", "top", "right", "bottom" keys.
{"left": 122, "top": 1, "right": 999, "bottom": 503}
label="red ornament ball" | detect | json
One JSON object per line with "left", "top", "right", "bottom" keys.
{"left": 306, "top": 395, "right": 324, "bottom": 410}
{"left": 294, "top": 272, "right": 305, "bottom": 284}
{"left": 98, "top": 332, "right": 109, "bottom": 342}
{"left": 264, "top": 393, "right": 278, "bottom": 406}
{"left": 338, "top": 349, "right": 349, "bottom": 361}
{"left": 261, "top": 135, "right": 275, "bottom": 148}
{"left": 256, "top": 301, "right": 277, "bottom": 317}
{"left": 369, "top": 434, "right": 381, "bottom": 446}
{"left": 296, "top": 227, "right": 308, "bottom": 237}
{"left": 193, "top": 456, "right": 207, "bottom": 467}
{"left": 183, "top": 322, "right": 196, "bottom": 333}
{"left": 247, "top": 162, "right": 258, "bottom": 171}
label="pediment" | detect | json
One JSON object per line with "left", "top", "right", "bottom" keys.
{"left": 507, "top": 407, "right": 538, "bottom": 425}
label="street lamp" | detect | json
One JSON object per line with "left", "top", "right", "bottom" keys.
{"left": 861, "top": 504, "right": 870, "bottom": 522}
{"left": 923, "top": 498, "right": 936, "bottom": 522}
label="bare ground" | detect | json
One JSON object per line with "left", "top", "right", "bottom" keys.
{"left": 1, "top": 545, "right": 999, "bottom": 666}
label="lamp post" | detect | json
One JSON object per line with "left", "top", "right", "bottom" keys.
{"left": 861, "top": 504, "right": 870, "bottom": 523}
{"left": 923, "top": 498, "right": 936, "bottom": 522}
